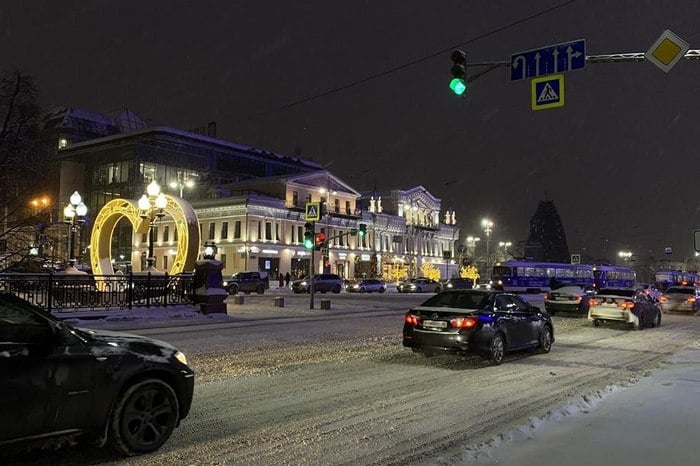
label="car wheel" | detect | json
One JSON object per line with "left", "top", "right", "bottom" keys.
{"left": 379, "top": 287, "right": 385, "bottom": 293}
{"left": 538, "top": 326, "right": 553, "bottom": 353}
{"left": 229, "top": 286, "right": 239, "bottom": 295}
{"left": 435, "top": 286, "right": 441, "bottom": 293}
{"left": 332, "top": 285, "right": 341, "bottom": 293}
{"left": 635, "top": 315, "right": 645, "bottom": 330}
{"left": 488, "top": 334, "right": 505, "bottom": 365}
{"left": 593, "top": 319, "right": 601, "bottom": 327}
{"left": 416, "top": 287, "right": 422, "bottom": 293}
{"left": 359, "top": 287, "right": 366, "bottom": 293}
{"left": 256, "top": 285, "right": 265, "bottom": 294}
{"left": 110, "top": 379, "right": 179, "bottom": 456}
{"left": 652, "top": 312, "right": 661, "bottom": 328}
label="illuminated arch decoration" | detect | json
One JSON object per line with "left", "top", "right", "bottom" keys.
{"left": 90, "top": 195, "right": 201, "bottom": 278}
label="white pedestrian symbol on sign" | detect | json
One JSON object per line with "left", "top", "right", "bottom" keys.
{"left": 307, "top": 205, "right": 317, "bottom": 217}
{"left": 537, "top": 83, "right": 559, "bottom": 103}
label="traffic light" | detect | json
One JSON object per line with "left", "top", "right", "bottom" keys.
{"left": 449, "top": 50, "right": 467, "bottom": 96}
{"left": 358, "top": 223, "right": 367, "bottom": 237}
{"left": 303, "top": 222, "right": 314, "bottom": 250}
{"left": 314, "top": 232, "right": 326, "bottom": 251}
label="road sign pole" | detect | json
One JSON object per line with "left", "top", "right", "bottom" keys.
{"left": 310, "top": 221, "right": 315, "bottom": 309}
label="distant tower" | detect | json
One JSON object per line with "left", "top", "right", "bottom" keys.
{"left": 524, "top": 199, "right": 570, "bottom": 263}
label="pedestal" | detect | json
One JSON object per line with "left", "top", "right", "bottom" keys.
{"left": 193, "top": 259, "right": 227, "bottom": 314}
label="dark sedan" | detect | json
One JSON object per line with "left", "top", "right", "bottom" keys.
{"left": 0, "top": 293, "right": 194, "bottom": 456}
{"left": 402, "top": 290, "right": 554, "bottom": 365}
{"left": 544, "top": 285, "right": 595, "bottom": 316}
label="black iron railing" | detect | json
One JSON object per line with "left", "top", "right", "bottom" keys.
{"left": 0, "top": 272, "right": 195, "bottom": 313}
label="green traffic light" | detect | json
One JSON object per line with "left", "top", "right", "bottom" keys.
{"left": 449, "top": 78, "right": 466, "bottom": 95}
{"left": 304, "top": 238, "right": 314, "bottom": 250}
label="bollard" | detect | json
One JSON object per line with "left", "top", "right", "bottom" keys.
{"left": 274, "top": 296, "right": 285, "bottom": 307}
{"left": 234, "top": 295, "right": 245, "bottom": 305}
{"left": 320, "top": 299, "right": 331, "bottom": 310}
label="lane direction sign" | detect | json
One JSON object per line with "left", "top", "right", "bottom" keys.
{"left": 531, "top": 74, "right": 565, "bottom": 111}
{"left": 511, "top": 39, "right": 586, "bottom": 81}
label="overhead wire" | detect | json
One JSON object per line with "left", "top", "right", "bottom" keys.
{"left": 246, "top": 0, "right": 576, "bottom": 119}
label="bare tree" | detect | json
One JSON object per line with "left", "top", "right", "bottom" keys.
{"left": 0, "top": 70, "right": 47, "bottom": 270}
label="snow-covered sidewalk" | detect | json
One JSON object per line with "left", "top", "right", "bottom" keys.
{"left": 456, "top": 346, "right": 700, "bottom": 466}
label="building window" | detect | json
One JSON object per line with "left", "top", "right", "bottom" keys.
{"left": 234, "top": 221, "right": 241, "bottom": 239}
{"left": 142, "top": 233, "right": 147, "bottom": 243}
{"left": 220, "top": 254, "right": 227, "bottom": 268}
{"left": 345, "top": 200, "right": 351, "bottom": 215}
{"left": 306, "top": 193, "right": 312, "bottom": 203}
{"left": 153, "top": 227, "right": 159, "bottom": 242}
{"left": 257, "top": 221, "right": 261, "bottom": 240}
{"left": 163, "top": 255, "right": 168, "bottom": 270}
{"left": 265, "top": 222, "right": 272, "bottom": 240}
{"left": 297, "top": 225, "right": 303, "bottom": 244}
{"left": 209, "top": 223, "right": 215, "bottom": 240}
{"left": 275, "top": 223, "right": 280, "bottom": 241}
{"left": 163, "top": 226, "right": 169, "bottom": 242}
{"left": 334, "top": 198, "right": 340, "bottom": 213}
{"left": 221, "top": 221, "right": 228, "bottom": 239}
{"left": 173, "top": 228, "right": 178, "bottom": 242}
{"left": 58, "top": 137, "right": 68, "bottom": 149}
{"left": 292, "top": 191, "right": 298, "bottom": 206}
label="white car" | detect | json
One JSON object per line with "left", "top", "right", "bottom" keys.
{"left": 588, "top": 288, "right": 662, "bottom": 329}
{"left": 346, "top": 279, "right": 386, "bottom": 293}
{"left": 658, "top": 286, "right": 700, "bottom": 313}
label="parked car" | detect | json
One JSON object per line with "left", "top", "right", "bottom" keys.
{"left": 444, "top": 277, "right": 473, "bottom": 290}
{"left": 658, "top": 286, "right": 700, "bottom": 313}
{"left": 544, "top": 285, "right": 595, "bottom": 316}
{"left": 291, "top": 273, "right": 344, "bottom": 293}
{"left": 346, "top": 278, "right": 386, "bottom": 293}
{"left": 0, "top": 292, "right": 194, "bottom": 456}
{"left": 397, "top": 278, "right": 442, "bottom": 293}
{"left": 223, "top": 271, "right": 269, "bottom": 295}
{"left": 588, "top": 287, "right": 662, "bottom": 329}
{"left": 402, "top": 290, "right": 554, "bottom": 365}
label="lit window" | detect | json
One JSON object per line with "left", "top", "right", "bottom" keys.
{"left": 58, "top": 138, "right": 68, "bottom": 149}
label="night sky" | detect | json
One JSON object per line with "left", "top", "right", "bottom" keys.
{"left": 2, "top": 1, "right": 700, "bottom": 261}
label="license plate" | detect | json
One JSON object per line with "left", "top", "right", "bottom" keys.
{"left": 423, "top": 320, "right": 447, "bottom": 329}
{"left": 554, "top": 296, "right": 570, "bottom": 301}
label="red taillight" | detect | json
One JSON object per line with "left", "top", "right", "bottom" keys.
{"left": 575, "top": 295, "right": 582, "bottom": 302}
{"left": 619, "top": 300, "right": 634, "bottom": 310}
{"left": 687, "top": 297, "right": 696, "bottom": 303}
{"left": 659, "top": 295, "right": 668, "bottom": 303}
{"left": 589, "top": 298, "right": 600, "bottom": 307}
{"left": 405, "top": 313, "right": 420, "bottom": 326}
{"left": 450, "top": 316, "right": 478, "bottom": 329}
{"left": 544, "top": 292, "right": 549, "bottom": 300}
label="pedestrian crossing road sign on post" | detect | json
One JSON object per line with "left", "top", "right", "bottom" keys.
{"left": 570, "top": 254, "right": 581, "bottom": 265}
{"left": 531, "top": 74, "right": 565, "bottom": 111}
{"left": 305, "top": 202, "right": 321, "bottom": 221}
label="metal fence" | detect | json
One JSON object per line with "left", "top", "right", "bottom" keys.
{"left": 0, "top": 272, "right": 195, "bottom": 313}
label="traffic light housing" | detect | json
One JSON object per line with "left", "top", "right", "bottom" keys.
{"left": 314, "top": 232, "right": 326, "bottom": 251}
{"left": 303, "top": 222, "right": 314, "bottom": 250}
{"left": 449, "top": 50, "right": 467, "bottom": 96}
{"left": 358, "top": 223, "right": 367, "bottom": 237}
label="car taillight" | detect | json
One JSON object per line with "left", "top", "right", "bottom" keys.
{"left": 589, "top": 298, "right": 600, "bottom": 307}
{"left": 450, "top": 316, "right": 477, "bottom": 329}
{"left": 543, "top": 292, "right": 549, "bottom": 300}
{"left": 659, "top": 295, "right": 668, "bottom": 303}
{"left": 405, "top": 313, "right": 420, "bottom": 326}
{"left": 687, "top": 297, "right": 696, "bottom": 303}
{"left": 619, "top": 300, "right": 634, "bottom": 310}
{"left": 575, "top": 295, "right": 582, "bottom": 302}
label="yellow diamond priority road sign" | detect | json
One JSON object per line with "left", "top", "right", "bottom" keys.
{"left": 645, "top": 29, "right": 689, "bottom": 73}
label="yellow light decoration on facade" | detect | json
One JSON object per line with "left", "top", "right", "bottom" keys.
{"left": 89, "top": 195, "right": 201, "bottom": 287}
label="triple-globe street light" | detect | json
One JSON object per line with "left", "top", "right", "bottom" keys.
{"left": 138, "top": 180, "right": 168, "bottom": 270}
{"left": 63, "top": 191, "right": 88, "bottom": 265}
{"left": 481, "top": 218, "right": 494, "bottom": 277}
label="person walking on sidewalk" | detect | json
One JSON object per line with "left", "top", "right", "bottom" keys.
{"left": 284, "top": 272, "right": 291, "bottom": 288}
{"left": 278, "top": 273, "right": 284, "bottom": 288}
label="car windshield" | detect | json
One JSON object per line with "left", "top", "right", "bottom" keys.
{"left": 666, "top": 287, "right": 694, "bottom": 294}
{"left": 420, "top": 292, "right": 489, "bottom": 309}
{"left": 597, "top": 288, "right": 634, "bottom": 297}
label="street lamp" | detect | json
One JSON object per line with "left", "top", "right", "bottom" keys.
{"left": 63, "top": 190, "right": 88, "bottom": 265}
{"left": 466, "top": 236, "right": 481, "bottom": 260}
{"left": 138, "top": 180, "right": 168, "bottom": 270}
{"left": 481, "top": 218, "right": 494, "bottom": 276}
{"left": 169, "top": 172, "right": 195, "bottom": 198}
{"left": 618, "top": 250, "right": 632, "bottom": 266}
{"left": 499, "top": 241, "right": 512, "bottom": 261}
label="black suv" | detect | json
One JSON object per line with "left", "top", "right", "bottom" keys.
{"left": 291, "top": 274, "right": 344, "bottom": 293}
{"left": 0, "top": 293, "right": 194, "bottom": 456}
{"left": 224, "top": 271, "right": 270, "bottom": 294}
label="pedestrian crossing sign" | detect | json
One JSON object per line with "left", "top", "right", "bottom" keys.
{"left": 531, "top": 74, "right": 564, "bottom": 110}
{"left": 305, "top": 202, "right": 321, "bottom": 221}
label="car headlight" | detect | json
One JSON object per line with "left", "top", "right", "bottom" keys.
{"left": 409, "top": 284, "right": 416, "bottom": 289}
{"left": 223, "top": 281, "right": 228, "bottom": 287}
{"left": 447, "top": 283, "right": 453, "bottom": 288}
{"left": 301, "top": 281, "right": 307, "bottom": 286}
{"left": 174, "top": 350, "right": 189, "bottom": 366}
{"left": 352, "top": 284, "right": 359, "bottom": 288}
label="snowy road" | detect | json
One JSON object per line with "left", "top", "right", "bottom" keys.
{"left": 14, "top": 295, "right": 700, "bottom": 465}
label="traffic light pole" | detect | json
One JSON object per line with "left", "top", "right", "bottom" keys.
{"left": 310, "top": 221, "right": 315, "bottom": 309}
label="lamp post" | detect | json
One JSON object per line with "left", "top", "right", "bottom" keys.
{"left": 466, "top": 236, "right": 481, "bottom": 261}
{"left": 498, "top": 241, "right": 512, "bottom": 261}
{"left": 169, "top": 172, "right": 195, "bottom": 198}
{"left": 138, "top": 180, "right": 168, "bottom": 270}
{"left": 618, "top": 250, "right": 632, "bottom": 266}
{"left": 63, "top": 190, "right": 88, "bottom": 265}
{"left": 481, "top": 218, "right": 493, "bottom": 277}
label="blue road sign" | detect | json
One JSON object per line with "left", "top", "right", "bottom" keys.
{"left": 511, "top": 39, "right": 585, "bottom": 81}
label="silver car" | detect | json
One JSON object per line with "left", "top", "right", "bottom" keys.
{"left": 659, "top": 286, "right": 700, "bottom": 313}
{"left": 346, "top": 279, "right": 386, "bottom": 293}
